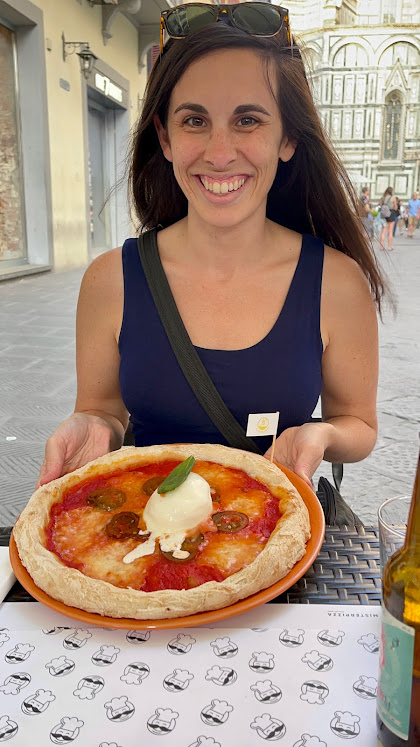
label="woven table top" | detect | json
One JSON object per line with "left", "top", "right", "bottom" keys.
{"left": 1, "top": 524, "right": 382, "bottom": 606}
{"left": 274, "top": 525, "right": 381, "bottom": 605}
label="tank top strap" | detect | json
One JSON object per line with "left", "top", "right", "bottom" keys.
{"left": 119, "top": 237, "right": 162, "bottom": 347}
{"left": 279, "top": 233, "right": 324, "bottom": 325}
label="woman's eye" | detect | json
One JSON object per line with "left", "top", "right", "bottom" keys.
{"left": 237, "top": 116, "right": 259, "bottom": 127}
{"left": 184, "top": 116, "right": 206, "bottom": 128}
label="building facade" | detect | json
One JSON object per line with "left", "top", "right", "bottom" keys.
{"left": 0, "top": 0, "right": 168, "bottom": 277}
{"left": 289, "top": 0, "right": 420, "bottom": 201}
{"left": 1, "top": 0, "right": 419, "bottom": 278}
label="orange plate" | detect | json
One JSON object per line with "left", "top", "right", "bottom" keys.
{"left": 9, "top": 465, "right": 325, "bottom": 630}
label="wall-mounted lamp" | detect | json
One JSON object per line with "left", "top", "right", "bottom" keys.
{"left": 62, "top": 33, "right": 98, "bottom": 78}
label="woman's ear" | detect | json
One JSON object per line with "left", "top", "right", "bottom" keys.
{"left": 154, "top": 114, "right": 173, "bottom": 162}
{"left": 279, "top": 137, "right": 296, "bottom": 163}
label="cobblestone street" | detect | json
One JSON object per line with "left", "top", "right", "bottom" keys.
{"left": 0, "top": 233, "right": 419, "bottom": 525}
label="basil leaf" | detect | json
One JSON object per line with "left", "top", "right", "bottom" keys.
{"left": 157, "top": 456, "right": 196, "bottom": 494}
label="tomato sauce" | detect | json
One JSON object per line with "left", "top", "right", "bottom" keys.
{"left": 247, "top": 493, "right": 282, "bottom": 537}
{"left": 243, "top": 473, "right": 273, "bottom": 492}
{"left": 142, "top": 559, "right": 225, "bottom": 591}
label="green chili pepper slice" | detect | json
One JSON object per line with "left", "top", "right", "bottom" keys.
{"left": 104, "top": 512, "right": 140, "bottom": 539}
{"left": 160, "top": 533, "right": 204, "bottom": 563}
{"left": 212, "top": 511, "right": 249, "bottom": 532}
{"left": 86, "top": 487, "right": 127, "bottom": 512}
{"left": 142, "top": 475, "right": 165, "bottom": 496}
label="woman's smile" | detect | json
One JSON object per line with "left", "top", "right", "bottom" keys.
{"left": 199, "top": 175, "right": 247, "bottom": 194}
{"left": 195, "top": 174, "right": 249, "bottom": 203}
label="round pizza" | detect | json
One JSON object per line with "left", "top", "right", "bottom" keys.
{"left": 13, "top": 444, "right": 310, "bottom": 619}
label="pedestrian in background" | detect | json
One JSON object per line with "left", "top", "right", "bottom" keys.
{"left": 397, "top": 203, "right": 406, "bottom": 236}
{"left": 407, "top": 191, "right": 420, "bottom": 238}
{"left": 392, "top": 195, "right": 401, "bottom": 237}
{"left": 374, "top": 202, "right": 385, "bottom": 237}
{"left": 361, "top": 186, "right": 373, "bottom": 238}
{"left": 379, "top": 186, "right": 398, "bottom": 251}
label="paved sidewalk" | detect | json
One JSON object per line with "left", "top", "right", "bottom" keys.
{"left": 0, "top": 233, "right": 419, "bottom": 525}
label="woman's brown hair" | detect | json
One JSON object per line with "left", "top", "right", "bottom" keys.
{"left": 129, "top": 24, "right": 386, "bottom": 311}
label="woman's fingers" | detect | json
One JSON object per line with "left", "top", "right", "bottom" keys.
{"left": 36, "top": 462, "right": 58, "bottom": 490}
{"left": 264, "top": 423, "right": 329, "bottom": 490}
{"left": 293, "top": 464, "right": 315, "bottom": 489}
{"left": 36, "top": 439, "right": 66, "bottom": 488}
{"left": 36, "top": 468, "right": 57, "bottom": 489}
{"left": 35, "top": 414, "right": 115, "bottom": 489}
{"left": 294, "top": 445, "right": 323, "bottom": 485}
{"left": 293, "top": 459, "right": 319, "bottom": 491}
{"left": 35, "top": 463, "right": 47, "bottom": 490}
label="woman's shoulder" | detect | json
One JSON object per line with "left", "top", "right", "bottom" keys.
{"left": 268, "top": 221, "right": 303, "bottom": 256}
{"left": 76, "top": 248, "right": 125, "bottom": 341}
{"left": 322, "top": 244, "right": 372, "bottom": 302}
{"left": 321, "top": 244, "right": 376, "bottom": 346}
{"left": 81, "top": 247, "right": 123, "bottom": 298}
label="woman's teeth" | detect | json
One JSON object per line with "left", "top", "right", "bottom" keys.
{"left": 200, "top": 177, "right": 246, "bottom": 194}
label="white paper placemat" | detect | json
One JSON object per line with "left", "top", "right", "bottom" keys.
{"left": 0, "top": 603, "right": 382, "bottom": 746}
{"left": 0, "top": 547, "right": 15, "bottom": 604}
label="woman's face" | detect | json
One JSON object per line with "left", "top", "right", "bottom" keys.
{"left": 156, "top": 48, "right": 295, "bottom": 230}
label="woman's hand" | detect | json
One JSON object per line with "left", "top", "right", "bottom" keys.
{"left": 36, "top": 413, "right": 115, "bottom": 489}
{"left": 263, "top": 422, "right": 333, "bottom": 489}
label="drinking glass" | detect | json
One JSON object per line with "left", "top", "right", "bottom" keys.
{"left": 378, "top": 495, "right": 410, "bottom": 571}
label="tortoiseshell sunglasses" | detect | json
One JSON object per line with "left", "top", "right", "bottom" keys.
{"left": 160, "top": 2, "right": 291, "bottom": 54}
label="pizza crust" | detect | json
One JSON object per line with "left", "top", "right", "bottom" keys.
{"left": 13, "top": 444, "right": 311, "bottom": 619}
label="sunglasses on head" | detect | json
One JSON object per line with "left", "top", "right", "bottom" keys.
{"left": 160, "top": 2, "right": 291, "bottom": 54}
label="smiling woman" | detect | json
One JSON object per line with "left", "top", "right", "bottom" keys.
{"left": 36, "top": 7, "right": 386, "bottom": 523}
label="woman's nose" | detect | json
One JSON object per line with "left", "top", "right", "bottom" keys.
{"left": 203, "top": 129, "right": 237, "bottom": 168}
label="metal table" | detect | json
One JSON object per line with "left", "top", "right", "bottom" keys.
{"left": 1, "top": 525, "right": 382, "bottom": 606}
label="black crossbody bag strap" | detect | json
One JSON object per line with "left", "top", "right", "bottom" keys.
{"left": 137, "top": 229, "right": 262, "bottom": 454}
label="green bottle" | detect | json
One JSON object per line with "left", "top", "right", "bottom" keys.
{"left": 377, "top": 453, "right": 420, "bottom": 745}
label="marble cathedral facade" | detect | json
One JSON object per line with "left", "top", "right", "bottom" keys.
{"left": 288, "top": 0, "right": 420, "bottom": 201}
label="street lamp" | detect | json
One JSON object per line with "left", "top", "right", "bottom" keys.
{"left": 62, "top": 33, "right": 98, "bottom": 78}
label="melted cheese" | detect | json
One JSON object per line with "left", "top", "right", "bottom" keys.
{"left": 198, "top": 535, "right": 265, "bottom": 575}
{"left": 123, "top": 472, "right": 212, "bottom": 564}
{"left": 222, "top": 490, "right": 267, "bottom": 518}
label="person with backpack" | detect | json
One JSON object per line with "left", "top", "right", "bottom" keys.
{"left": 392, "top": 196, "right": 402, "bottom": 237}
{"left": 379, "top": 186, "right": 398, "bottom": 251}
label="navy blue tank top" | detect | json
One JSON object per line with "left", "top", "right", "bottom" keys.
{"left": 119, "top": 234, "right": 324, "bottom": 452}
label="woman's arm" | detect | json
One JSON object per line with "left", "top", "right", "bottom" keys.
{"left": 37, "top": 249, "right": 129, "bottom": 485}
{"left": 265, "top": 248, "right": 378, "bottom": 486}
{"left": 318, "top": 248, "right": 378, "bottom": 462}
{"left": 74, "top": 248, "right": 128, "bottom": 439}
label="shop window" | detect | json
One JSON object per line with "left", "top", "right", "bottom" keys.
{"left": 0, "top": 23, "right": 26, "bottom": 262}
